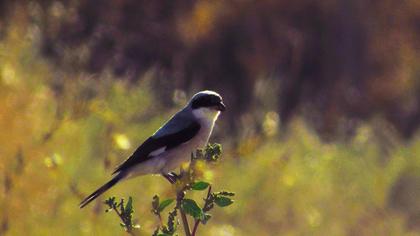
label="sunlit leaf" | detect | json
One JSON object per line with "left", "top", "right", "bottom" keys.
{"left": 181, "top": 199, "right": 203, "bottom": 219}
{"left": 125, "top": 197, "right": 133, "bottom": 215}
{"left": 158, "top": 199, "right": 174, "bottom": 212}
{"left": 191, "top": 181, "right": 209, "bottom": 191}
{"left": 216, "top": 191, "right": 235, "bottom": 197}
{"left": 201, "top": 213, "right": 212, "bottom": 225}
{"left": 214, "top": 196, "right": 233, "bottom": 207}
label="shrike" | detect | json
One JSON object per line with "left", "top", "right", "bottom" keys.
{"left": 80, "top": 90, "right": 225, "bottom": 208}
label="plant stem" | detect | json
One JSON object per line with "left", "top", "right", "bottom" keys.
{"left": 191, "top": 220, "right": 200, "bottom": 236}
{"left": 157, "top": 213, "right": 163, "bottom": 226}
{"left": 176, "top": 189, "right": 191, "bottom": 236}
{"left": 180, "top": 208, "right": 191, "bottom": 236}
{"left": 113, "top": 207, "right": 126, "bottom": 227}
{"left": 111, "top": 206, "right": 135, "bottom": 235}
{"left": 192, "top": 185, "right": 212, "bottom": 236}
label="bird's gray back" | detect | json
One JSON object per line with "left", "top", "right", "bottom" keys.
{"left": 153, "top": 107, "right": 195, "bottom": 138}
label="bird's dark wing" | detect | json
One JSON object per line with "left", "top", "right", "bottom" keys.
{"left": 112, "top": 121, "right": 200, "bottom": 174}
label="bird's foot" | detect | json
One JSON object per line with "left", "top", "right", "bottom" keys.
{"left": 163, "top": 172, "right": 179, "bottom": 184}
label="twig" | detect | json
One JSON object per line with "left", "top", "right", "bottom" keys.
{"left": 191, "top": 214, "right": 200, "bottom": 236}
{"left": 191, "top": 185, "right": 212, "bottom": 236}
{"left": 110, "top": 205, "right": 135, "bottom": 235}
{"left": 157, "top": 212, "right": 163, "bottom": 226}
{"left": 180, "top": 208, "right": 191, "bottom": 236}
{"left": 176, "top": 188, "right": 191, "bottom": 236}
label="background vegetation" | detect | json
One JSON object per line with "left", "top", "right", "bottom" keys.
{"left": 0, "top": 1, "right": 419, "bottom": 235}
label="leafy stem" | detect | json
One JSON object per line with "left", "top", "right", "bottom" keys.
{"left": 105, "top": 143, "right": 235, "bottom": 236}
{"left": 177, "top": 188, "right": 192, "bottom": 236}
{"left": 192, "top": 185, "right": 212, "bottom": 236}
{"left": 104, "top": 197, "right": 140, "bottom": 235}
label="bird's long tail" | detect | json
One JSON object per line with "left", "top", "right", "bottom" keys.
{"left": 79, "top": 173, "right": 125, "bottom": 208}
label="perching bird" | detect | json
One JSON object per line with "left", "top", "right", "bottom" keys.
{"left": 79, "top": 90, "right": 225, "bottom": 208}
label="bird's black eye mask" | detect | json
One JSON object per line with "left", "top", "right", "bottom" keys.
{"left": 191, "top": 95, "right": 222, "bottom": 109}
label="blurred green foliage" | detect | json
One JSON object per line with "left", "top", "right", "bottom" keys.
{"left": 0, "top": 8, "right": 419, "bottom": 236}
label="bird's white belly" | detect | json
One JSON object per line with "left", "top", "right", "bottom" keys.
{"left": 160, "top": 121, "right": 214, "bottom": 173}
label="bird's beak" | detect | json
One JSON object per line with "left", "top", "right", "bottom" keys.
{"left": 217, "top": 102, "right": 226, "bottom": 112}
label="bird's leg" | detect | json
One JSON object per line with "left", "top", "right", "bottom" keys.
{"left": 163, "top": 174, "right": 176, "bottom": 184}
{"left": 162, "top": 172, "right": 179, "bottom": 184}
{"left": 169, "top": 172, "right": 180, "bottom": 179}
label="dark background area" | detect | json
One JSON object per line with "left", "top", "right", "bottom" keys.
{"left": 2, "top": 0, "right": 419, "bottom": 139}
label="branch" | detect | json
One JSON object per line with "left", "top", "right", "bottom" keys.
{"left": 176, "top": 188, "right": 191, "bottom": 236}
{"left": 101, "top": 144, "right": 234, "bottom": 236}
{"left": 104, "top": 197, "right": 139, "bottom": 235}
{"left": 191, "top": 185, "right": 212, "bottom": 236}
{"left": 109, "top": 205, "right": 135, "bottom": 235}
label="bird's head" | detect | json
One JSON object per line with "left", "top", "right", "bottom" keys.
{"left": 189, "top": 90, "right": 226, "bottom": 121}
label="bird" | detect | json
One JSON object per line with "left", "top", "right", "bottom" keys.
{"left": 79, "top": 90, "right": 226, "bottom": 208}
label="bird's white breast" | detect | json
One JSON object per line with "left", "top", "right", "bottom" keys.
{"left": 192, "top": 108, "right": 221, "bottom": 123}
{"left": 159, "top": 110, "right": 218, "bottom": 173}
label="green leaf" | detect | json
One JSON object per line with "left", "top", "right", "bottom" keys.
{"left": 181, "top": 198, "right": 203, "bottom": 219}
{"left": 125, "top": 197, "right": 133, "bottom": 215}
{"left": 214, "top": 196, "right": 234, "bottom": 207}
{"left": 191, "top": 181, "right": 209, "bottom": 191}
{"left": 201, "top": 213, "right": 212, "bottom": 225}
{"left": 204, "top": 143, "right": 222, "bottom": 161}
{"left": 216, "top": 191, "right": 235, "bottom": 196}
{"left": 158, "top": 199, "right": 174, "bottom": 212}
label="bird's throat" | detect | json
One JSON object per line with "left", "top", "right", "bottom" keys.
{"left": 192, "top": 108, "right": 220, "bottom": 122}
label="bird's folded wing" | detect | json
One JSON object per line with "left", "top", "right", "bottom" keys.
{"left": 112, "top": 120, "right": 200, "bottom": 174}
